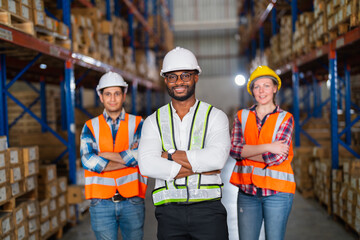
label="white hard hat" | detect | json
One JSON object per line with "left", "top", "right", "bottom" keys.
{"left": 160, "top": 46, "right": 202, "bottom": 77}
{"left": 96, "top": 72, "right": 128, "bottom": 96}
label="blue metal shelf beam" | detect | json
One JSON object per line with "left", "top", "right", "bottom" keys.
{"left": 65, "top": 60, "right": 77, "bottom": 184}
{"left": 329, "top": 49, "right": 339, "bottom": 170}
{"left": 40, "top": 76, "right": 47, "bottom": 132}
{"left": 344, "top": 63, "right": 351, "bottom": 145}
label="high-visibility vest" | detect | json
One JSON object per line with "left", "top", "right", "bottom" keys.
{"left": 230, "top": 109, "right": 296, "bottom": 194}
{"left": 84, "top": 113, "right": 148, "bottom": 199}
{"left": 152, "top": 101, "right": 223, "bottom": 206}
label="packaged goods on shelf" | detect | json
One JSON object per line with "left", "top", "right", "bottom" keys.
{"left": 123, "top": 47, "right": 136, "bottom": 74}
{"left": 7, "top": 90, "right": 59, "bottom": 134}
{"left": 135, "top": 50, "right": 148, "bottom": 77}
{"left": 67, "top": 185, "right": 85, "bottom": 204}
{"left": 0, "top": 136, "right": 7, "bottom": 151}
{"left": 0, "top": 211, "right": 14, "bottom": 236}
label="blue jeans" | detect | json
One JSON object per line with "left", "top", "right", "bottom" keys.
{"left": 89, "top": 197, "right": 145, "bottom": 240}
{"left": 237, "top": 190, "right": 293, "bottom": 240}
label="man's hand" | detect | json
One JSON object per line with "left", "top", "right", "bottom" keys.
{"left": 161, "top": 150, "right": 192, "bottom": 169}
{"left": 103, "top": 161, "right": 127, "bottom": 171}
{"left": 161, "top": 151, "right": 168, "bottom": 159}
{"left": 98, "top": 152, "right": 125, "bottom": 164}
{"left": 202, "top": 170, "right": 221, "bottom": 175}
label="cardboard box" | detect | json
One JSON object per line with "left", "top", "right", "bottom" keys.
{"left": 7, "top": 0, "right": 20, "bottom": 15}
{"left": 0, "top": 168, "right": 10, "bottom": 186}
{"left": 2, "top": 232, "right": 15, "bottom": 240}
{"left": 0, "top": 211, "right": 13, "bottom": 236}
{"left": 28, "top": 217, "right": 39, "bottom": 234}
{"left": 22, "top": 146, "right": 39, "bottom": 162}
{"left": 39, "top": 199, "right": 49, "bottom": 222}
{"left": 14, "top": 202, "right": 27, "bottom": 226}
{"left": 49, "top": 198, "right": 57, "bottom": 215}
{"left": 39, "top": 180, "right": 57, "bottom": 199}
{"left": 10, "top": 166, "right": 24, "bottom": 183}
{"left": 67, "top": 185, "right": 85, "bottom": 204}
{"left": 32, "top": 0, "right": 43, "bottom": 11}
{"left": 57, "top": 21, "right": 69, "bottom": 36}
{"left": 11, "top": 180, "right": 25, "bottom": 198}
{"left": 40, "top": 219, "right": 50, "bottom": 238}
{"left": 67, "top": 204, "right": 75, "bottom": 220}
{"left": 50, "top": 215, "right": 58, "bottom": 231}
{"left": 7, "top": 148, "right": 23, "bottom": 166}
{"left": 0, "top": 136, "right": 7, "bottom": 152}
{"left": 18, "top": 199, "right": 39, "bottom": 219}
{"left": 58, "top": 207, "right": 67, "bottom": 225}
{"left": 33, "top": 10, "right": 45, "bottom": 26}
{"left": 0, "top": 185, "right": 11, "bottom": 205}
{"left": 24, "top": 161, "right": 39, "bottom": 177}
{"left": 57, "top": 194, "right": 67, "bottom": 208}
{"left": 0, "top": 151, "right": 8, "bottom": 169}
{"left": 38, "top": 165, "right": 56, "bottom": 184}
{"left": 25, "top": 175, "right": 37, "bottom": 192}
{"left": 28, "top": 231, "right": 39, "bottom": 240}
{"left": 45, "top": 16, "right": 56, "bottom": 31}
{"left": 21, "top": 0, "right": 30, "bottom": 5}
{"left": 100, "top": 20, "right": 113, "bottom": 34}
{"left": 57, "top": 176, "right": 67, "bottom": 194}
{"left": 20, "top": 4, "right": 32, "bottom": 21}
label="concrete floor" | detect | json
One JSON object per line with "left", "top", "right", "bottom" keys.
{"left": 61, "top": 158, "right": 357, "bottom": 240}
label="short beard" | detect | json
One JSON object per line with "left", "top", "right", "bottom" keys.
{"left": 166, "top": 83, "right": 196, "bottom": 101}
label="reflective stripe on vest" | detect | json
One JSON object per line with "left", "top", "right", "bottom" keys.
{"left": 153, "top": 101, "right": 222, "bottom": 206}
{"left": 253, "top": 167, "right": 295, "bottom": 182}
{"left": 230, "top": 109, "right": 295, "bottom": 193}
{"left": 84, "top": 113, "right": 147, "bottom": 199}
{"left": 85, "top": 176, "right": 116, "bottom": 186}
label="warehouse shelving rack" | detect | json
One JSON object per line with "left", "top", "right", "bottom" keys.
{"left": 0, "top": 0, "right": 172, "bottom": 184}
{"left": 239, "top": 0, "right": 360, "bottom": 171}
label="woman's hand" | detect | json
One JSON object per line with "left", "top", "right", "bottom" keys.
{"left": 269, "top": 140, "right": 289, "bottom": 156}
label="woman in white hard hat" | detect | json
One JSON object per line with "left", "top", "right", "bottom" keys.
{"left": 229, "top": 66, "right": 295, "bottom": 240}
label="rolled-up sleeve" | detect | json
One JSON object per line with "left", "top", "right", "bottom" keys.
{"left": 80, "top": 124, "right": 108, "bottom": 173}
{"left": 186, "top": 109, "right": 230, "bottom": 173}
{"left": 138, "top": 114, "right": 182, "bottom": 181}
{"left": 230, "top": 115, "right": 245, "bottom": 160}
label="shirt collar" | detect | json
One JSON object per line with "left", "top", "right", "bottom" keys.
{"left": 248, "top": 105, "right": 282, "bottom": 114}
{"left": 103, "top": 108, "right": 126, "bottom": 123}
{"left": 170, "top": 99, "right": 199, "bottom": 115}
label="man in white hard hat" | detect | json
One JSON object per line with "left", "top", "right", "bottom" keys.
{"left": 80, "top": 71, "right": 148, "bottom": 240}
{"left": 139, "top": 47, "right": 230, "bottom": 239}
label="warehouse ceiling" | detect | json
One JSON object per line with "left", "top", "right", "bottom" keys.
{"left": 172, "top": 0, "right": 240, "bottom": 77}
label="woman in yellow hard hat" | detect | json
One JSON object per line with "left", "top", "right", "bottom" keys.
{"left": 229, "top": 65, "right": 295, "bottom": 240}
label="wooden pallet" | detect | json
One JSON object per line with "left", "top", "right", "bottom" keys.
{"left": 0, "top": 188, "right": 37, "bottom": 210}
{"left": 0, "top": 10, "right": 34, "bottom": 35}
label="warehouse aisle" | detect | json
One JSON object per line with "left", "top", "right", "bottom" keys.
{"left": 61, "top": 159, "right": 357, "bottom": 240}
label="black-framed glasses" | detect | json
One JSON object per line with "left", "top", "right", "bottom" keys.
{"left": 165, "top": 72, "right": 196, "bottom": 83}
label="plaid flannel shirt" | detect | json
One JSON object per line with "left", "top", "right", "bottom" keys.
{"left": 230, "top": 105, "right": 294, "bottom": 196}
{"left": 80, "top": 109, "right": 143, "bottom": 173}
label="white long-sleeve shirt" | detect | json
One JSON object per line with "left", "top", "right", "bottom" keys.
{"left": 138, "top": 100, "right": 230, "bottom": 181}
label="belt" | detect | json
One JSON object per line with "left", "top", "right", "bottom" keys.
{"left": 109, "top": 193, "right": 126, "bottom": 202}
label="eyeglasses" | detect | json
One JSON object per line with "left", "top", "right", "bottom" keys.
{"left": 165, "top": 72, "right": 196, "bottom": 83}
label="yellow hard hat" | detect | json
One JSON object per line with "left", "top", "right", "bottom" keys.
{"left": 247, "top": 66, "right": 281, "bottom": 95}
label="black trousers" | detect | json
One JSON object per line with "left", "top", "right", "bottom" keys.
{"left": 155, "top": 200, "right": 229, "bottom": 240}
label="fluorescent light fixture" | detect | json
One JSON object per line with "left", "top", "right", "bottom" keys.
{"left": 39, "top": 64, "right": 47, "bottom": 69}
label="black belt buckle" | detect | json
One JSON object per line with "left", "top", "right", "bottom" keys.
{"left": 111, "top": 193, "right": 125, "bottom": 202}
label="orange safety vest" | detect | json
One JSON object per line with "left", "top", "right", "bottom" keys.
{"left": 84, "top": 113, "right": 148, "bottom": 199}
{"left": 230, "top": 109, "right": 296, "bottom": 194}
